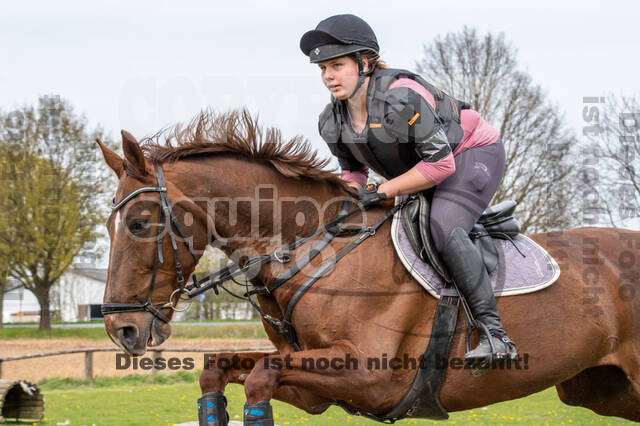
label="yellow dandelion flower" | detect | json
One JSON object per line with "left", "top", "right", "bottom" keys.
{"left": 274, "top": 413, "right": 280, "bottom": 418}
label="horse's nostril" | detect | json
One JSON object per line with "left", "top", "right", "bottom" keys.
{"left": 117, "top": 325, "right": 139, "bottom": 350}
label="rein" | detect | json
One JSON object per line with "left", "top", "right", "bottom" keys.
{"left": 101, "top": 163, "right": 407, "bottom": 349}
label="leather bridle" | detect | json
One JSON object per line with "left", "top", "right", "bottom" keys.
{"left": 101, "top": 163, "right": 199, "bottom": 323}
{"left": 101, "top": 162, "right": 407, "bottom": 349}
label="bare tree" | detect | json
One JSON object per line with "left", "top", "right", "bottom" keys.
{"left": 584, "top": 93, "right": 640, "bottom": 227}
{"left": 415, "top": 27, "right": 580, "bottom": 233}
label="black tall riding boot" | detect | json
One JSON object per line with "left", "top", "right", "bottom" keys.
{"left": 441, "top": 227, "right": 517, "bottom": 364}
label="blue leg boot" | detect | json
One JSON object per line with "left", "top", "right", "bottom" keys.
{"left": 243, "top": 400, "right": 274, "bottom": 426}
{"left": 198, "top": 391, "right": 229, "bottom": 426}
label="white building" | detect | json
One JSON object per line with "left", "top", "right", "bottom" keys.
{"left": 2, "top": 280, "right": 41, "bottom": 324}
{"left": 2, "top": 268, "right": 107, "bottom": 324}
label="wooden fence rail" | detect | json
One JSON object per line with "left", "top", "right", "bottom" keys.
{"left": 0, "top": 346, "right": 276, "bottom": 383}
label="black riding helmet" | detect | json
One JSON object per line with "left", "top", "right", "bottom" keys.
{"left": 300, "top": 14, "right": 379, "bottom": 98}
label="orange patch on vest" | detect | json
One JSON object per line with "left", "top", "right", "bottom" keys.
{"left": 408, "top": 113, "right": 421, "bottom": 126}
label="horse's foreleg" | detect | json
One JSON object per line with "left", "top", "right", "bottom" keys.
{"left": 200, "top": 351, "right": 277, "bottom": 392}
{"left": 243, "top": 342, "right": 386, "bottom": 423}
{"left": 198, "top": 351, "right": 276, "bottom": 426}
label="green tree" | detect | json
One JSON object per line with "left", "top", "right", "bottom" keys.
{"left": 415, "top": 27, "right": 580, "bottom": 232}
{"left": 0, "top": 95, "right": 113, "bottom": 330}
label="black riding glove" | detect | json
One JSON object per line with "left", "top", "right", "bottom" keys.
{"left": 358, "top": 183, "right": 387, "bottom": 207}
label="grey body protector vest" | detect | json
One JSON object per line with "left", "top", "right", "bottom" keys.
{"left": 319, "top": 68, "right": 471, "bottom": 180}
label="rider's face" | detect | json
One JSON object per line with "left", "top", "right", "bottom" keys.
{"left": 318, "top": 56, "right": 366, "bottom": 100}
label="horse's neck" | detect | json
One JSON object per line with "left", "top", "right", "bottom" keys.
{"left": 168, "top": 156, "right": 348, "bottom": 274}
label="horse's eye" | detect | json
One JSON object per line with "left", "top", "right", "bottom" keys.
{"left": 128, "top": 219, "right": 150, "bottom": 234}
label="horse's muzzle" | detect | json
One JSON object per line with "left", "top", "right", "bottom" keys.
{"left": 117, "top": 324, "right": 146, "bottom": 356}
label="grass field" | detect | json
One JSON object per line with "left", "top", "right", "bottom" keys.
{"left": 0, "top": 326, "right": 635, "bottom": 425}
{"left": 2, "top": 372, "right": 634, "bottom": 426}
{"left": 0, "top": 323, "right": 266, "bottom": 340}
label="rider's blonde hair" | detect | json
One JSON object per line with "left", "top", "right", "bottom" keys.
{"left": 360, "top": 51, "right": 388, "bottom": 71}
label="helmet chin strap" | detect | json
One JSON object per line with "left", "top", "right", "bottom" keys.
{"left": 348, "top": 51, "right": 376, "bottom": 99}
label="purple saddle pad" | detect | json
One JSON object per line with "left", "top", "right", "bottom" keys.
{"left": 390, "top": 206, "right": 560, "bottom": 299}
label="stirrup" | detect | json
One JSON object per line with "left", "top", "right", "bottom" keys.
{"left": 464, "top": 322, "right": 518, "bottom": 375}
{"left": 493, "top": 335, "right": 518, "bottom": 361}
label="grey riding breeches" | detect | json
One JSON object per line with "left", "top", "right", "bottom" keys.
{"left": 429, "top": 140, "right": 506, "bottom": 253}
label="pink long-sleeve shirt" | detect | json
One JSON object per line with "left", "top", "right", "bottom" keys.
{"left": 340, "top": 78, "right": 499, "bottom": 186}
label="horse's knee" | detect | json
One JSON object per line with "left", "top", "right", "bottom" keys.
{"left": 244, "top": 364, "right": 281, "bottom": 404}
{"left": 200, "top": 367, "right": 226, "bottom": 393}
{"left": 199, "top": 354, "right": 230, "bottom": 392}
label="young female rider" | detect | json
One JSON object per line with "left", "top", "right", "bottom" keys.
{"left": 300, "top": 14, "right": 517, "bottom": 364}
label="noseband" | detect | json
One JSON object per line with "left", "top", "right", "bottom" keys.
{"left": 101, "top": 163, "right": 199, "bottom": 323}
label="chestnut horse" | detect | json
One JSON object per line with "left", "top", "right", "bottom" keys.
{"left": 99, "top": 111, "right": 640, "bottom": 422}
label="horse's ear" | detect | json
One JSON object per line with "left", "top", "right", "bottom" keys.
{"left": 96, "top": 138, "right": 124, "bottom": 178}
{"left": 121, "top": 130, "right": 148, "bottom": 177}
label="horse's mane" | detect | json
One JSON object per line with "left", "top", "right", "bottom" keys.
{"left": 139, "top": 109, "right": 353, "bottom": 192}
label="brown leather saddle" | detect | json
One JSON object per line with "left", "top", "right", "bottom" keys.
{"left": 401, "top": 189, "right": 521, "bottom": 283}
